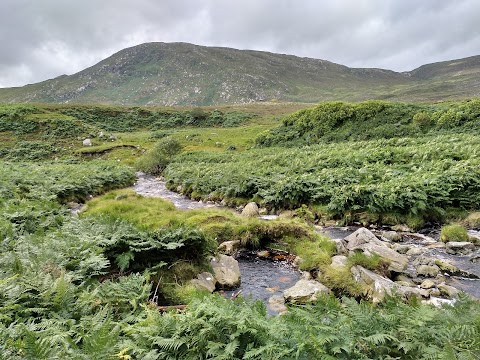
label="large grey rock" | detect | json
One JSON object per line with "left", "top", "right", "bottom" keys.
{"left": 351, "top": 266, "right": 397, "bottom": 303}
{"left": 345, "top": 228, "right": 408, "bottom": 272}
{"left": 344, "top": 228, "right": 380, "bottom": 250}
{"left": 241, "top": 202, "right": 259, "bottom": 217}
{"left": 445, "top": 242, "right": 475, "bottom": 255}
{"left": 82, "top": 138, "right": 92, "bottom": 146}
{"left": 283, "top": 279, "right": 330, "bottom": 304}
{"left": 218, "top": 240, "right": 242, "bottom": 256}
{"left": 210, "top": 254, "right": 241, "bottom": 288}
{"left": 361, "top": 243, "right": 408, "bottom": 272}
{"left": 191, "top": 272, "right": 216, "bottom": 293}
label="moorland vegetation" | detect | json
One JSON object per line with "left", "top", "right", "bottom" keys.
{"left": 0, "top": 99, "right": 479, "bottom": 358}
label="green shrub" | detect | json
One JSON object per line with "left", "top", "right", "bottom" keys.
{"left": 136, "top": 137, "right": 182, "bottom": 175}
{"left": 413, "top": 111, "right": 433, "bottom": 128}
{"left": 440, "top": 224, "right": 468, "bottom": 242}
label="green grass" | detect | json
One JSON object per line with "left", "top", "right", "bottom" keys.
{"left": 440, "top": 224, "right": 469, "bottom": 242}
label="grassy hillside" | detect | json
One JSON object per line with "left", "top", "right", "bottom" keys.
{"left": 1, "top": 42, "right": 480, "bottom": 105}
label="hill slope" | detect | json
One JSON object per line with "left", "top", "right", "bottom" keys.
{"left": 0, "top": 42, "right": 479, "bottom": 105}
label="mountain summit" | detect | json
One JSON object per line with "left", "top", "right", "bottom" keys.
{"left": 1, "top": 42, "right": 479, "bottom": 105}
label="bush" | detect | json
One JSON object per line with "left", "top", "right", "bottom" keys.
{"left": 413, "top": 111, "right": 433, "bottom": 128}
{"left": 440, "top": 224, "right": 468, "bottom": 242}
{"left": 136, "top": 137, "right": 182, "bottom": 175}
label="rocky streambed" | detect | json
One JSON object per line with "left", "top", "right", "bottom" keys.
{"left": 133, "top": 174, "right": 480, "bottom": 310}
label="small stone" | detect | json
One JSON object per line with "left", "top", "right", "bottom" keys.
{"left": 218, "top": 240, "right": 242, "bottom": 256}
{"left": 381, "top": 231, "right": 402, "bottom": 242}
{"left": 268, "top": 295, "right": 288, "bottom": 314}
{"left": 82, "top": 138, "right": 92, "bottom": 146}
{"left": 191, "top": 272, "right": 216, "bottom": 293}
{"left": 392, "top": 244, "right": 412, "bottom": 254}
{"left": 257, "top": 250, "right": 270, "bottom": 258}
{"left": 420, "top": 279, "right": 436, "bottom": 289}
{"left": 278, "top": 210, "right": 295, "bottom": 219}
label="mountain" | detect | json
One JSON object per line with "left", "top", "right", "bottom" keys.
{"left": 0, "top": 42, "right": 479, "bottom": 106}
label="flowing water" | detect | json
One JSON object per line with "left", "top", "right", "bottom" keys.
{"left": 133, "top": 174, "right": 480, "bottom": 301}
{"left": 222, "top": 253, "right": 301, "bottom": 315}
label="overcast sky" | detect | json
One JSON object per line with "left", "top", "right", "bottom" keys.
{"left": 1, "top": 0, "right": 480, "bottom": 88}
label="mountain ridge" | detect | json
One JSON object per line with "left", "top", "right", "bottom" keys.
{"left": 1, "top": 42, "right": 479, "bottom": 105}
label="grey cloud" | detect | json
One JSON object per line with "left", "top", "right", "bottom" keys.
{"left": 1, "top": 0, "right": 480, "bottom": 87}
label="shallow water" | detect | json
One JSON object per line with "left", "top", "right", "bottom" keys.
{"left": 223, "top": 254, "right": 301, "bottom": 315}
{"left": 133, "top": 172, "right": 221, "bottom": 210}
{"left": 132, "top": 175, "right": 480, "bottom": 300}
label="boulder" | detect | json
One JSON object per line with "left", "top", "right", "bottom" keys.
{"left": 344, "top": 228, "right": 408, "bottom": 272}
{"left": 381, "top": 231, "right": 402, "bottom": 242}
{"left": 416, "top": 265, "right": 440, "bottom": 277}
{"left": 434, "top": 259, "right": 460, "bottom": 275}
{"left": 438, "top": 283, "right": 460, "bottom": 298}
{"left": 82, "top": 138, "right": 92, "bottom": 146}
{"left": 331, "top": 238, "right": 348, "bottom": 255}
{"left": 351, "top": 265, "right": 397, "bottom": 303}
{"left": 210, "top": 254, "right": 241, "bottom": 288}
{"left": 445, "top": 242, "right": 476, "bottom": 255}
{"left": 344, "top": 228, "right": 379, "bottom": 250}
{"left": 330, "top": 255, "right": 348, "bottom": 269}
{"left": 283, "top": 279, "right": 330, "bottom": 304}
{"left": 361, "top": 243, "right": 408, "bottom": 272}
{"left": 218, "top": 240, "right": 242, "bottom": 256}
{"left": 241, "top": 202, "right": 259, "bottom": 217}
{"left": 392, "top": 244, "right": 413, "bottom": 254}
{"left": 398, "top": 286, "right": 430, "bottom": 300}
{"left": 420, "top": 279, "right": 436, "bottom": 289}
{"left": 191, "top": 272, "right": 216, "bottom": 293}
{"left": 406, "top": 247, "right": 426, "bottom": 256}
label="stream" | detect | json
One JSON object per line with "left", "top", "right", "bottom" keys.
{"left": 134, "top": 173, "right": 480, "bottom": 302}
